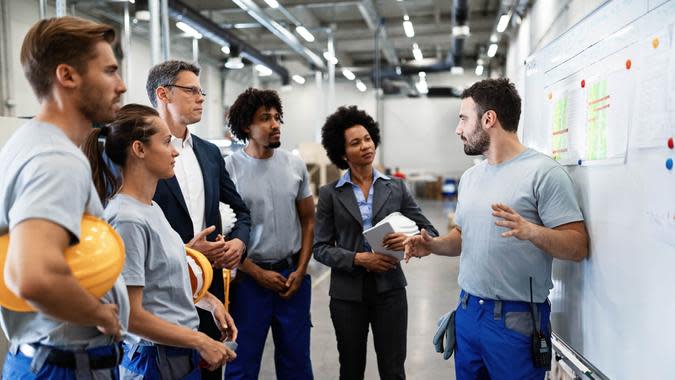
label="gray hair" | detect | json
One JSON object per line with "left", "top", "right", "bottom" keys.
{"left": 146, "top": 60, "right": 200, "bottom": 107}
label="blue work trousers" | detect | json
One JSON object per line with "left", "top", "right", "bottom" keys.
{"left": 120, "top": 344, "right": 200, "bottom": 380}
{"left": 224, "top": 268, "right": 313, "bottom": 380}
{"left": 454, "top": 290, "right": 551, "bottom": 380}
{"left": 2, "top": 344, "right": 121, "bottom": 380}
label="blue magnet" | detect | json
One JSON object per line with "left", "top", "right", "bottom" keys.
{"left": 667, "top": 158, "right": 674, "bottom": 170}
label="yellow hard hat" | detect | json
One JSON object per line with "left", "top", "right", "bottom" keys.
{"left": 0, "top": 214, "right": 126, "bottom": 312}
{"left": 185, "top": 247, "right": 213, "bottom": 304}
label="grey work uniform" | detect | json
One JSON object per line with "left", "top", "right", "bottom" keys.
{"left": 0, "top": 121, "right": 130, "bottom": 377}
{"left": 105, "top": 194, "right": 200, "bottom": 379}
{"left": 455, "top": 148, "right": 585, "bottom": 302}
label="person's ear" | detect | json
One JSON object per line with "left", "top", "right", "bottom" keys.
{"left": 482, "top": 110, "right": 497, "bottom": 130}
{"left": 54, "top": 63, "right": 80, "bottom": 90}
{"left": 156, "top": 86, "right": 170, "bottom": 104}
{"left": 131, "top": 140, "right": 146, "bottom": 159}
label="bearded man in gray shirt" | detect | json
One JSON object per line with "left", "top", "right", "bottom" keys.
{"left": 405, "top": 78, "right": 589, "bottom": 380}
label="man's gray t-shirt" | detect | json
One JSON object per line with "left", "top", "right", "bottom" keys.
{"left": 105, "top": 194, "right": 199, "bottom": 345}
{"left": 225, "top": 149, "right": 311, "bottom": 263}
{"left": 0, "top": 120, "right": 129, "bottom": 348}
{"left": 455, "top": 148, "right": 584, "bottom": 303}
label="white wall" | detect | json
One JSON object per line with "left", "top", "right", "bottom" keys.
{"left": 274, "top": 71, "right": 483, "bottom": 177}
{"left": 3, "top": 0, "right": 246, "bottom": 139}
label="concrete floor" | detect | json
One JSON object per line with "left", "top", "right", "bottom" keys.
{"left": 257, "top": 199, "right": 461, "bottom": 380}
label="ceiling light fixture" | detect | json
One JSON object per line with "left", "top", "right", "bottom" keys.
{"left": 496, "top": 13, "right": 510, "bottom": 33}
{"left": 412, "top": 43, "right": 424, "bottom": 62}
{"left": 176, "top": 21, "right": 202, "bottom": 39}
{"left": 292, "top": 75, "right": 306, "bottom": 84}
{"left": 342, "top": 68, "right": 356, "bottom": 81}
{"left": 487, "top": 43, "right": 498, "bottom": 57}
{"left": 221, "top": 45, "right": 230, "bottom": 55}
{"left": 323, "top": 51, "right": 338, "bottom": 65}
{"left": 403, "top": 15, "right": 415, "bottom": 38}
{"left": 295, "top": 26, "right": 315, "bottom": 42}
{"left": 263, "top": 0, "right": 280, "bottom": 8}
{"left": 475, "top": 65, "right": 484, "bottom": 76}
{"left": 451, "top": 66, "right": 464, "bottom": 75}
{"left": 356, "top": 80, "right": 367, "bottom": 92}
{"left": 255, "top": 64, "right": 273, "bottom": 76}
{"left": 452, "top": 25, "right": 470, "bottom": 37}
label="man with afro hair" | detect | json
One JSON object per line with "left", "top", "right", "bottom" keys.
{"left": 224, "top": 88, "right": 315, "bottom": 380}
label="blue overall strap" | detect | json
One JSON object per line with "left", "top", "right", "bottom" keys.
{"left": 460, "top": 291, "right": 469, "bottom": 310}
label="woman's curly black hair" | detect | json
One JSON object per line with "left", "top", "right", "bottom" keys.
{"left": 321, "top": 105, "right": 380, "bottom": 170}
{"left": 228, "top": 88, "right": 283, "bottom": 142}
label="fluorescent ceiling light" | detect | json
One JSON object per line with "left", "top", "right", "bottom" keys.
{"left": 487, "top": 43, "right": 498, "bottom": 57}
{"left": 225, "top": 56, "right": 244, "bottom": 69}
{"left": 255, "top": 64, "right": 273, "bottom": 77}
{"left": 452, "top": 25, "right": 470, "bottom": 37}
{"left": 412, "top": 43, "right": 424, "bottom": 62}
{"left": 342, "top": 68, "right": 356, "bottom": 81}
{"left": 264, "top": 0, "right": 280, "bottom": 8}
{"left": 418, "top": 71, "right": 426, "bottom": 78}
{"left": 128, "top": 0, "right": 135, "bottom": 3}
{"left": 403, "top": 15, "right": 415, "bottom": 38}
{"left": 135, "top": 10, "right": 150, "bottom": 21}
{"left": 416, "top": 79, "right": 428, "bottom": 94}
{"left": 295, "top": 26, "right": 315, "bottom": 42}
{"left": 292, "top": 75, "right": 306, "bottom": 84}
{"left": 176, "top": 21, "right": 202, "bottom": 39}
{"left": 496, "top": 14, "right": 510, "bottom": 33}
{"left": 451, "top": 66, "right": 464, "bottom": 75}
{"left": 221, "top": 45, "right": 230, "bottom": 55}
{"left": 356, "top": 80, "right": 367, "bottom": 92}
{"left": 323, "top": 51, "right": 338, "bottom": 65}
{"left": 475, "top": 65, "right": 484, "bottom": 76}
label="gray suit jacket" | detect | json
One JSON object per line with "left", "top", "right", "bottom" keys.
{"left": 313, "top": 176, "right": 438, "bottom": 301}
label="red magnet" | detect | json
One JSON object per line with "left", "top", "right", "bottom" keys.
{"left": 581, "top": 80, "right": 586, "bottom": 88}
{"left": 668, "top": 137, "right": 674, "bottom": 149}
{"left": 625, "top": 59, "right": 632, "bottom": 70}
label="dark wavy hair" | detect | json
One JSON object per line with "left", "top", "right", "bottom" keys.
{"left": 321, "top": 105, "right": 380, "bottom": 170}
{"left": 228, "top": 88, "right": 283, "bottom": 142}
{"left": 82, "top": 104, "right": 160, "bottom": 202}
{"left": 460, "top": 78, "right": 521, "bottom": 133}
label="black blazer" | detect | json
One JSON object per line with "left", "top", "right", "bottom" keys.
{"left": 313, "top": 175, "right": 438, "bottom": 302}
{"left": 153, "top": 133, "right": 251, "bottom": 300}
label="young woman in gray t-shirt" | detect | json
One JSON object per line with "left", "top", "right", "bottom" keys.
{"left": 82, "top": 104, "right": 237, "bottom": 379}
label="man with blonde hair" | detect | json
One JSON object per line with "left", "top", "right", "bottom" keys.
{"left": 0, "top": 16, "right": 129, "bottom": 379}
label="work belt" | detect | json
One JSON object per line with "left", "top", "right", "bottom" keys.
{"left": 12, "top": 341, "right": 123, "bottom": 375}
{"left": 254, "top": 251, "right": 300, "bottom": 271}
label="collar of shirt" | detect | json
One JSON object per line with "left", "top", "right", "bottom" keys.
{"left": 335, "top": 168, "right": 390, "bottom": 188}
{"left": 170, "top": 131, "right": 194, "bottom": 151}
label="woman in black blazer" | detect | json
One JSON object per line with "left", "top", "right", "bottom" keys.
{"left": 313, "top": 106, "right": 438, "bottom": 380}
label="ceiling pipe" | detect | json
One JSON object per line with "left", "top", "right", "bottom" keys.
{"left": 230, "top": 0, "right": 325, "bottom": 70}
{"left": 168, "top": 0, "right": 290, "bottom": 84}
{"left": 446, "top": 0, "right": 469, "bottom": 68}
{"left": 357, "top": 0, "right": 398, "bottom": 65}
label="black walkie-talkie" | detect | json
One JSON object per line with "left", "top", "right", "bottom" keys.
{"left": 529, "top": 277, "right": 552, "bottom": 370}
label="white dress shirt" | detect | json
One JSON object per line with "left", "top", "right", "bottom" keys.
{"left": 171, "top": 132, "right": 205, "bottom": 236}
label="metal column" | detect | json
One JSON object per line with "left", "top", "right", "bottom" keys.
{"left": 55, "top": 0, "right": 66, "bottom": 17}
{"left": 0, "top": 0, "right": 15, "bottom": 116}
{"left": 161, "top": 0, "right": 170, "bottom": 60}
{"left": 149, "top": 0, "right": 161, "bottom": 65}
{"left": 122, "top": 2, "right": 132, "bottom": 102}
{"left": 327, "top": 28, "right": 336, "bottom": 120}
{"left": 39, "top": 0, "right": 47, "bottom": 19}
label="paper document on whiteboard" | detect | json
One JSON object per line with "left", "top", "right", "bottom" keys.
{"left": 363, "top": 221, "right": 404, "bottom": 260}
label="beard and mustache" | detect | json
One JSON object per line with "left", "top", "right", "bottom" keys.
{"left": 462, "top": 120, "right": 490, "bottom": 156}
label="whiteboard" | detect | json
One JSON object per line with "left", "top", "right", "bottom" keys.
{"left": 521, "top": 1, "right": 675, "bottom": 379}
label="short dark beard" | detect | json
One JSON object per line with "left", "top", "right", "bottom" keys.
{"left": 266, "top": 142, "right": 281, "bottom": 149}
{"left": 463, "top": 121, "right": 490, "bottom": 156}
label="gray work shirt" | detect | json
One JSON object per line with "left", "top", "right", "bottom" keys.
{"left": 455, "top": 148, "right": 584, "bottom": 303}
{"left": 105, "top": 194, "right": 199, "bottom": 346}
{"left": 225, "top": 149, "right": 311, "bottom": 263}
{"left": 0, "top": 120, "right": 129, "bottom": 348}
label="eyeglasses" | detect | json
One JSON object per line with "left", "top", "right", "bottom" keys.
{"left": 163, "top": 84, "right": 206, "bottom": 97}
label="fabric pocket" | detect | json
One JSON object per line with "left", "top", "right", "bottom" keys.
{"left": 504, "top": 311, "right": 535, "bottom": 337}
